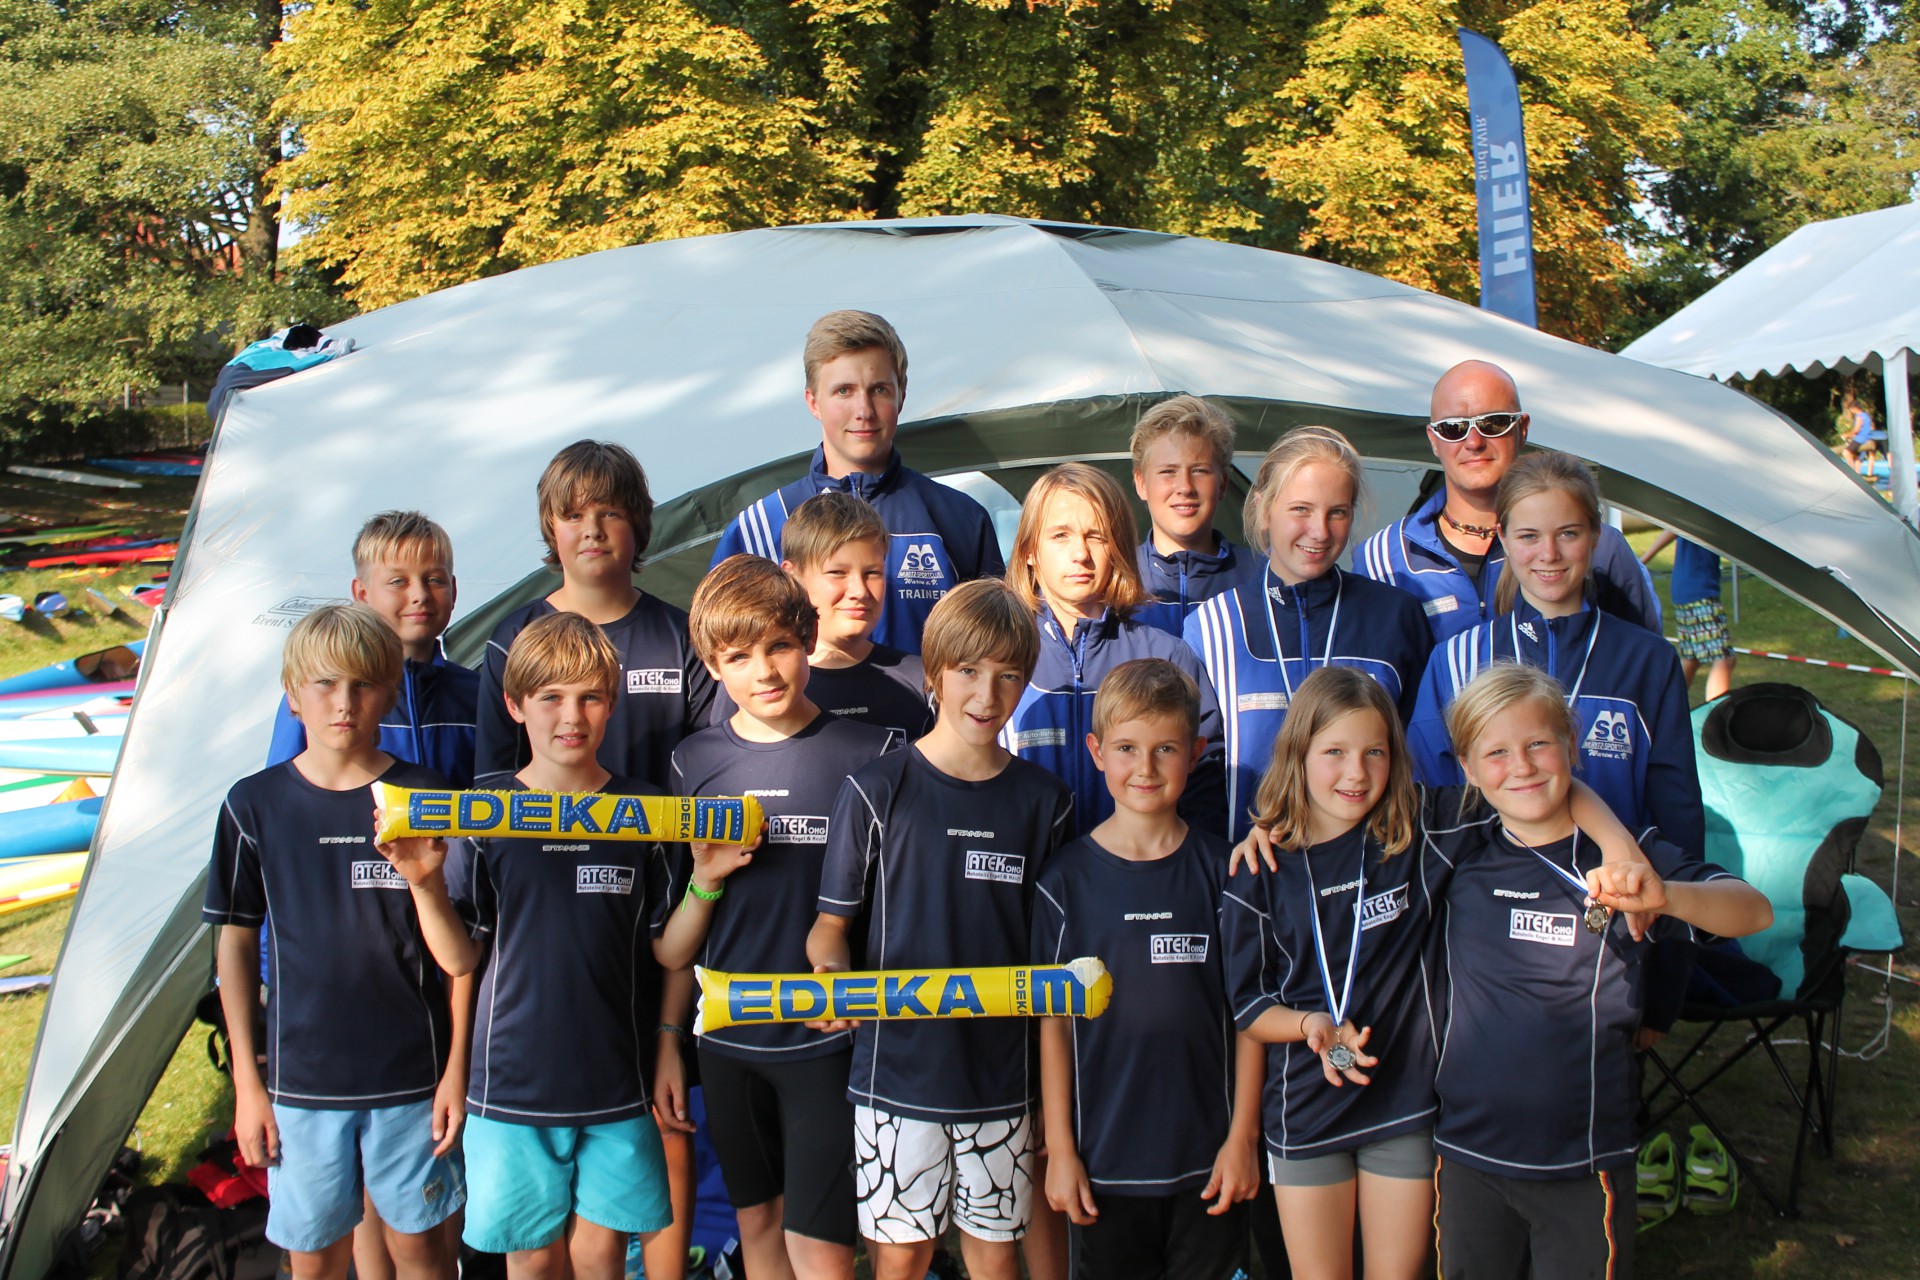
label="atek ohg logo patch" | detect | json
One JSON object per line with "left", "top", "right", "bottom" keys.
{"left": 1509, "top": 908, "right": 1576, "bottom": 947}
{"left": 351, "top": 861, "right": 408, "bottom": 890}
{"left": 964, "top": 851, "right": 1025, "bottom": 885}
{"left": 627, "top": 668, "right": 683, "bottom": 695}
{"left": 575, "top": 865, "right": 635, "bottom": 895}
{"left": 1582, "top": 709, "right": 1633, "bottom": 760}
{"left": 767, "top": 815, "right": 829, "bottom": 845}
{"left": 1360, "top": 885, "right": 1410, "bottom": 931}
{"left": 1150, "top": 934, "right": 1210, "bottom": 964}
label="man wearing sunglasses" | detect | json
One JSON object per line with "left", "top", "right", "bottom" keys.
{"left": 1354, "top": 360, "right": 1662, "bottom": 642}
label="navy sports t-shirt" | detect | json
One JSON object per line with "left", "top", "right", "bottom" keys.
{"left": 707, "top": 644, "right": 933, "bottom": 740}
{"left": 1220, "top": 790, "right": 1472, "bottom": 1159}
{"left": 203, "top": 759, "right": 452, "bottom": 1110}
{"left": 474, "top": 595, "right": 717, "bottom": 785}
{"left": 1032, "top": 827, "right": 1235, "bottom": 1194}
{"left": 670, "top": 713, "right": 900, "bottom": 1061}
{"left": 1435, "top": 824, "right": 1738, "bottom": 1179}
{"left": 456, "top": 775, "right": 674, "bottom": 1125}
{"left": 818, "top": 747, "right": 1073, "bottom": 1124}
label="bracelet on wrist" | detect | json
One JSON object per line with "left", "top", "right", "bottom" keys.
{"left": 686, "top": 879, "right": 724, "bottom": 903}
{"left": 658, "top": 1023, "right": 687, "bottom": 1039}
{"left": 1298, "top": 1010, "right": 1313, "bottom": 1041}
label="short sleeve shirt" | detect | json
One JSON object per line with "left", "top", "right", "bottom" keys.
{"left": 457, "top": 775, "right": 674, "bottom": 1125}
{"left": 669, "top": 714, "right": 900, "bottom": 1060}
{"left": 818, "top": 747, "right": 1073, "bottom": 1123}
{"left": 203, "top": 759, "right": 453, "bottom": 1109}
{"left": 1032, "top": 827, "right": 1235, "bottom": 1193}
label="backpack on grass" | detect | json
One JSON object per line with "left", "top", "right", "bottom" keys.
{"left": 116, "top": 1185, "right": 278, "bottom": 1280}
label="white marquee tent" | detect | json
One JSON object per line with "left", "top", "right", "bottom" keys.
{"left": 1623, "top": 200, "right": 1920, "bottom": 521}
{"left": 6, "top": 215, "right": 1920, "bottom": 1280}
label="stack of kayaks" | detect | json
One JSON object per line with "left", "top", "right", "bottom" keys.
{"left": 0, "top": 640, "right": 150, "bottom": 915}
{"left": 85, "top": 451, "right": 204, "bottom": 479}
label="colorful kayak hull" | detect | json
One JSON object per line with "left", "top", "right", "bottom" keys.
{"left": 0, "top": 642, "right": 144, "bottom": 695}
{"left": 0, "top": 797, "right": 102, "bottom": 859}
{"left": 0, "top": 736, "right": 123, "bottom": 775}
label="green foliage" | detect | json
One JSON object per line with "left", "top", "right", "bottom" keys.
{"left": 0, "top": 0, "right": 338, "bottom": 435}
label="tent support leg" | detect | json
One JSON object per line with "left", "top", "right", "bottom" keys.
{"left": 1885, "top": 347, "right": 1916, "bottom": 524}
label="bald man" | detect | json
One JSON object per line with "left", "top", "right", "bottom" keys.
{"left": 1354, "top": 360, "right": 1662, "bottom": 641}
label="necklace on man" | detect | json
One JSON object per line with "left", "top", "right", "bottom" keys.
{"left": 1441, "top": 510, "right": 1501, "bottom": 541}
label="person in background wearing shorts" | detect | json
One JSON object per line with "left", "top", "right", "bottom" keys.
{"left": 1643, "top": 530, "right": 1736, "bottom": 700}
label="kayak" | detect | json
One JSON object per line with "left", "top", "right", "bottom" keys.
{"left": 0, "top": 797, "right": 102, "bottom": 860}
{"left": 0, "top": 525, "right": 129, "bottom": 546}
{"left": 6, "top": 465, "right": 142, "bottom": 490}
{"left": 0, "top": 736, "right": 123, "bottom": 775}
{"left": 28, "top": 544, "right": 177, "bottom": 569}
{"left": 0, "top": 714, "right": 125, "bottom": 742}
{"left": 0, "top": 851, "right": 87, "bottom": 916}
{"left": 86, "top": 458, "right": 202, "bottom": 477}
{"left": 0, "top": 685, "right": 135, "bottom": 717}
{"left": 0, "top": 642, "right": 144, "bottom": 695}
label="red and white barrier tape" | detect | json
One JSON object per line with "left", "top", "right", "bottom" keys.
{"left": 1669, "top": 640, "right": 1914, "bottom": 679}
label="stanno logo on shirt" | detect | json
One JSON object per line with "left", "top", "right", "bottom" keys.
{"left": 1150, "top": 934, "right": 1210, "bottom": 964}
{"left": 829, "top": 706, "right": 869, "bottom": 716}
{"left": 1510, "top": 908, "right": 1576, "bottom": 947}
{"left": 1494, "top": 888, "right": 1540, "bottom": 899}
{"left": 1518, "top": 621, "right": 1539, "bottom": 642}
{"left": 965, "top": 851, "right": 1025, "bottom": 885}
{"left": 949, "top": 828, "right": 994, "bottom": 838}
{"left": 1582, "top": 710, "right": 1634, "bottom": 760}
{"left": 319, "top": 835, "right": 367, "bottom": 845}
{"left": 745, "top": 789, "right": 790, "bottom": 798}
{"left": 1360, "top": 885, "right": 1410, "bottom": 930}
{"left": 1423, "top": 595, "right": 1460, "bottom": 617}
{"left": 543, "top": 844, "right": 590, "bottom": 853}
{"left": 576, "top": 865, "right": 635, "bottom": 894}
{"left": 1124, "top": 911, "right": 1173, "bottom": 921}
{"left": 1012, "top": 728, "right": 1066, "bottom": 750}
{"left": 1238, "top": 692, "right": 1290, "bottom": 713}
{"left": 351, "top": 861, "right": 407, "bottom": 890}
{"left": 1319, "top": 878, "right": 1361, "bottom": 898}
{"left": 767, "top": 815, "right": 829, "bottom": 844}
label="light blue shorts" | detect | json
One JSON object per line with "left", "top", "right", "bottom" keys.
{"left": 462, "top": 1113, "right": 671, "bottom": 1253}
{"left": 267, "top": 1101, "right": 464, "bottom": 1252}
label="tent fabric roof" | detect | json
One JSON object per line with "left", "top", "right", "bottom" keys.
{"left": 8, "top": 215, "right": 1920, "bottom": 1280}
{"left": 1621, "top": 201, "right": 1920, "bottom": 379}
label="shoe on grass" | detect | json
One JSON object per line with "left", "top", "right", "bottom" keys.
{"left": 1682, "top": 1123, "right": 1738, "bottom": 1214}
{"left": 1636, "top": 1131, "right": 1680, "bottom": 1231}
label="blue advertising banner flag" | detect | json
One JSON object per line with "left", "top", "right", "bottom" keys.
{"left": 1458, "top": 27, "right": 1536, "bottom": 327}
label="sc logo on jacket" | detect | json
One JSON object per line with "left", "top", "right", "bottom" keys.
{"left": 893, "top": 536, "right": 954, "bottom": 598}
{"left": 1582, "top": 709, "right": 1634, "bottom": 759}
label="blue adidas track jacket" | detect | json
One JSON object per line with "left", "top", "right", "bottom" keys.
{"left": 1002, "top": 609, "right": 1228, "bottom": 839}
{"left": 1354, "top": 489, "right": 1662, "bottom": 643}
{"left": 1184, "top": 567, "right": 1433, "bottom": 842}
{"left": 710, "top": 447, "right": 1004, "bottom": 653}
{"left": 1406, "top": 598, "right": 1704, "bottom": 857}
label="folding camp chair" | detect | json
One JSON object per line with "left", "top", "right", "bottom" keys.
{"left": 1641, "top": 683, "right": 1904, "bottom": 1217}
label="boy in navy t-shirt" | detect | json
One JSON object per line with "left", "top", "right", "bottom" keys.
{"left": 809, "top": 579, "right": 1072, "bottom": 1280}
{"left": 383, "top": 613, "right": 678, "bottom": 1280}
{"left": 1033, "top": 659, "right": 1259, "bottom": 1279}
{"left": 205, "top": 604, "right": 463, "bottom": 1278}
{"left": 1643, "top": 529, "right": 1736, "bottom": 699}
{"left": 655, "top": 555, "right": 899, "bottom": 1280}
{"left": 706, "top": 492, "right": 934, "bottom": 739}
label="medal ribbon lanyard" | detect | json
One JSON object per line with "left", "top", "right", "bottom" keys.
{"left": 1522, "top": 830, "right": 1596, "bottom": 907}
{"left": 1508, "top": 610, "right": 1602, "bottom": 704}
{"left": 1265, "top": 567, "right": 1344, "bottom": 703}
{"left": 1302, "top": 847, "right": 1364, "bottom": 1032}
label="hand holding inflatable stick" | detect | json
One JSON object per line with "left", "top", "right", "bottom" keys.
{"left": 371, "top": 781, "right": 764, "bottom": 844}
{"left": 694, "top": 957, "right": 1114, "bottom": 1035}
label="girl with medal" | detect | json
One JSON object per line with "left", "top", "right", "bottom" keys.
{"left": 1185, "top": 427, "right": 1433, "bottom": 843}
{"left": 1223, "top": 667, "right": 1649, "bottom": 1280}
{"left": 1406, "top": 450, "right": 1704, "bottom": 871}
{"left": 1432, "top": 664, "right": 1769, "bottom": 1280}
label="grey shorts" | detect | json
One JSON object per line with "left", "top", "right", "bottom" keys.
{"left": 1268, "top": 1128, "right": 1435, "bottom": 1188}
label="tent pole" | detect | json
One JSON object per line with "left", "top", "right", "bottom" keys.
{"left": 1886, "top": 348, "right": 1917, "bottom": 524}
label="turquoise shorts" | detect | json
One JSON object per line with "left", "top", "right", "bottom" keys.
{"left": 461, "top": 1113, "right": 671, "bottom": 1253}
{"left": 266, "top": 1101, "right": 463, "bottom": 1253}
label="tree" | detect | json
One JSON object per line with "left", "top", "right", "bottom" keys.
{"left": 0, "top": 0, "right": 326, "bottom": 433}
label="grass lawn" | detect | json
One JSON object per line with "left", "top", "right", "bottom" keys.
{"left": 3, "top": 489, "right": 1920, "bottom": 1277}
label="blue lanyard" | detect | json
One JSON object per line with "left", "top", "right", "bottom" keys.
{"left": 1264, "top": 568, "right": 1343, "bottom": 704}
{"left": 1301, "top": 842, "right": 1364, "bottom": 1028}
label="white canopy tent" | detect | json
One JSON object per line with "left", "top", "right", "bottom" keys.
{"left": 1622, "top": 201, "right": 1920, "bottom": 521}
{"left": 6, "top": 215, "right": 1920, "bottom": 1280}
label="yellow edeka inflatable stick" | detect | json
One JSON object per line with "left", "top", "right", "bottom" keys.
{"left": 694, "top": 958, "right": 1113, "bottom": 1035}
{"left": 371, "top": 782, "right": 764, "bottom": 844}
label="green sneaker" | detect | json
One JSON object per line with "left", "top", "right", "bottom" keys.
{"left": 1682, "top": 1123, "right": 1738, "bottom": 1214}
{"left": 1635, "top": 1131, "right": 1680, "bottom": 1231}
